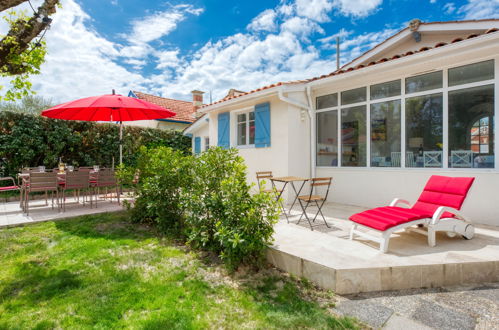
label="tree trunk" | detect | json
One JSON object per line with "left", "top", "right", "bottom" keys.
{"left": 0, "top": 0, "right": 27, "bottom": 12}
{"left": 0, "top": 0, "right": 59, "bottom": 75}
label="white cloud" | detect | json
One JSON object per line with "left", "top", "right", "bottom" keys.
{"left": 129, "top": 5, "right": 203, "bottom": 43}
{"left": 458, "top": 0, "right": 499, "bottom": 19}
{"left": 443, "top": 2, "right": 456, "bottom": 15}
{"left": 280, "top": 17, "right": 324, "bottom": 40}
{"left": 247, "top": 9, "right": 277, "bottom": 32}
{"left": 333, "top": 0, "right": 383, "bottom": 17}
{"left": 155, "top": 50, "right": 181, "bottom": 69}
{"left": 295, "top": 0, "right": 334, "bottom": 22}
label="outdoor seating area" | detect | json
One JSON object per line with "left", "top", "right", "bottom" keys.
{"left": 4, "top": 165, "right": 120, "bottom": 216}
{"left": 268, "top": 202, "right": 499, "bottom": 294}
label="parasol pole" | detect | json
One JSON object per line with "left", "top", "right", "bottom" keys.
{"left": 119, "top": 121, "right": 123, "bottom": 165}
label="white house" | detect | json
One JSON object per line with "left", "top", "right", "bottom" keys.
{"left": 184, "top": 19, "right": 499, "bottom": 226}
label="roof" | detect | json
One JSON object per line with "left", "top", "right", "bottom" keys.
{"left": 200, "top": 19, "right": 499, "bottom": 109}
{"left": 132, "top": 91, "right": 196, "bottom": 123}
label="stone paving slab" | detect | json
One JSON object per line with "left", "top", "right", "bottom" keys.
{"left": 333, "top": 283, "right": 499, "bottom": 329}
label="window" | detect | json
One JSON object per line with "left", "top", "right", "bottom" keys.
{"left": 449, "top": 85, "right": 494, "bottom": 168}
{"left": 237, "top": 112, "right": 255, "bottom": 146}
{"left": 405, "top": 93, "right": 443, "bottom": 167}
{"left": 341, "top": 106, "right": 366, "bottom": 166}
{"left": 316, "top": 93, "right": 338, "bottom": 109}
{"left": 370, "top": 100, "right": 401, "bottom": 167}
{"left": 449, "top": 60, "right": 494, "bottom": 87}
{"left": 341, "top": 87, "right": 366, "bottom": 105}
{"left": 370, "top": 80, "right": 401, "bottom": 100}
{"left": 317, "top": 110, "right": 338, "bottom": 166}
{"left": 315, "top": 59, "right": 495, "bottom": 170}
{"left": 406, "top": 71, "right": 442, "bottom": 94}
{"left": 204, "top": 137, "right": 210, "bottom": 151}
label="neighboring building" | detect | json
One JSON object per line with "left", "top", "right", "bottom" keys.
{"left": 184, "top": 19, "right": 499, "bottom": 226}
{"left": 125, "top": 90, "right": 205, "bottom": 130}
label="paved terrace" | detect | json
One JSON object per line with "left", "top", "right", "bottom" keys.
{"left": 268, "top": 203, "right": 499, "bottom": 295}
{"left": 0, "top": 197, "right": 124, "bottom": 228}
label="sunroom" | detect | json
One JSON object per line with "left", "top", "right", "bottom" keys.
{"left": 316, "top": 59, "right": 495, "bottom": 171}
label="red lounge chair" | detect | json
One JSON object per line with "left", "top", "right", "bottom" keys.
{"left": 349, "top": 175, "right": 475, "bottom": 253}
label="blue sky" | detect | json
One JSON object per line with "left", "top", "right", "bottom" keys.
{"left": 2, "top": 0, "right": 498, "bottom": 103}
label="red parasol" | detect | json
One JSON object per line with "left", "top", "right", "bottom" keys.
{"left": 41, "top": 90, "right": 176, "bottom": 164}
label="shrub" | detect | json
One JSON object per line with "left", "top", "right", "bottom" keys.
{"left": 127, "top": 146, "right": 193, "bottom": 233}
{"left": 0, "top": 111, "right": 191, "bottom": 178}
{"left": 184, "top": 147, "right": 280, "bottom": 270}
{"left": 125, "top": 146, "right": 280, "bottom": 270}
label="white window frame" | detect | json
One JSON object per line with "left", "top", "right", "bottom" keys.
{"left": 231, "top": 107, "right": 255, "bottom": 148}
{"left": 204, "top": 136, "right": 209, "bottom": 151}
{"left": 315, "top": 57, "right": 497, "bottom": 171}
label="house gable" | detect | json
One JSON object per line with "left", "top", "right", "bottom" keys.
{"left": 344, "top": 19, "right": 499, "bottom": 69}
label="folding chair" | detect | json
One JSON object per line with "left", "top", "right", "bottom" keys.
{"left": 297, "top": 177, "right": 332, "bottom": 230}
{"left": 256, "top": 171, "right": 287, "bottom": 221}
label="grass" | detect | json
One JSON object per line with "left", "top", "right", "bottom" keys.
{"left": 0, "top": 211, "right": 358, "bottom": 329}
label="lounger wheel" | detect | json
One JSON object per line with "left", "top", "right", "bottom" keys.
{"left": 446, "top": 231, "right": 457, "bottom": 238}
{"left": 462, "top": 224, "right": 474, "bottom": 240}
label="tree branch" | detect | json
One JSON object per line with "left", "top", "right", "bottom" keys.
{"left": 0, "top": 0, "right": 59, "bottom": 75}
{"left": 0, "top": 0, "right": 27, "bottom": 13}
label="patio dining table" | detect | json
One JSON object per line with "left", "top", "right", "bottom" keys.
{"left": 270, "top": 176, "right": 309, "bottom": 220}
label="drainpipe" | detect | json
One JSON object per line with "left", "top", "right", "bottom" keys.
{"left": 277, "top": 88, "right": 315, "bottom": 179}
{"left": 306, "top": 85, "right": 316, "bottom": 180}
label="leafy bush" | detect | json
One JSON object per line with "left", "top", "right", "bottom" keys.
{"left": 126, "top": 146, "right": 280, "bottom": 270}
{"left": 128, "top": 146, "right": 193, "bottom": 233}
{"left": 185, "top": 148, "right": 280, "bottom": 270}
{"left": 0, "top": 111, "right": 191, "bottom": 178}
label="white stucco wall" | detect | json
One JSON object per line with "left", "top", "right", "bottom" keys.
{"left": 316, "top": 168, "right": 499, "bottom": 226}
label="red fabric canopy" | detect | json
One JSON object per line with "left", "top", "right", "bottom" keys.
{"left": 41, "top": 94, "right": 176, "bottom": 122}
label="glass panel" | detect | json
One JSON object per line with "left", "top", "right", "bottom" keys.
{"left": 449, "top": 85, "right": 494, "bottom": 168}
{"left": 405, "top": 71, "right": 442, "bottom": 94}
{"left": 341, "top": 87, "right": 366, "bottom": 105}
{"left": 204, "top": 137, "right": 209, "bottom": 151}
{"left": 249, "top": 111, "right": 255, "bottom": 145}
{"left": 370, "top": 100, "right": 401, "bottom": 167}
{"left": 316, "top": 93, "right": 338, "bottom": 109}
{"left": 449, "top": 60, "right": 494, "bottom": 87}
{"left": 237, "top": 113, "right": 246, "bottom": 145}
{"left": 317, "top": 110, "right": 338, "bottom": 166}
{"left": 405, "top": 93, "right": 443, "bottom": 168}
{"left": 370, "top": 80, "right": 401, "bottom": 100}
{"left": 341, "top": 105, "right": 366, "bottom": 167}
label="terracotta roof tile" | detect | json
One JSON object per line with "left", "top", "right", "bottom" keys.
{"left": 133, "top": 91, "right": 196, "bottom": 123}
{"left": 200, "top": 23, "right": 499, "bottom": 109}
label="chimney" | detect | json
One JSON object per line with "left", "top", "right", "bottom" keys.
{"left": 191, "top": 90, "right": 204, "bottom": 108}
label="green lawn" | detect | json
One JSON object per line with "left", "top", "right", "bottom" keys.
{"left": 0, "top": 212, "right": 357, "bottom": 329}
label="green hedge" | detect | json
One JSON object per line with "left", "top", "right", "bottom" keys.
{"left": 0, "top": 111, "right": 191, "bottom": 178}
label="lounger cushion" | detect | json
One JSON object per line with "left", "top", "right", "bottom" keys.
{"left": 0, "top": 186, "right": 18, "bottom": 191}
{"left": 412, "top": 175, "right": 474, "bottom": 216}
{"left": 350, "top": 175, "right": 475, "bottom": 231}
{"left": 350, "top": 206, "right": 430, "bottom": 231}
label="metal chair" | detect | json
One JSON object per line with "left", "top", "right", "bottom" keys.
{"left": 59, "top": 171, "right": 91, "bottom": 212}
{"left": 256, "top": 171, "right": 287, "bottom": 221}
{"left": 297, "top": 177, "right": 332, "bottom": 230}
{"left": 22, "top": 172, "right": 59, "bottom": 215}
{"left": 0, "top": 176, "right": 20, "bottom": 207}
{"left": 91, "top": 169, "right": 120, "bottom": 207}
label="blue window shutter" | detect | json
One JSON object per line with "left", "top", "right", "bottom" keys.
{"left": 217, "top": 112, "right": 230, "bottom": 148}
{"left": 194, "top": 137, "right": 201, "bottom": 154}
{"left": 255, "top": 102, "right": 271, "bottom": 148}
